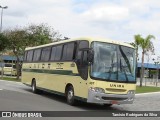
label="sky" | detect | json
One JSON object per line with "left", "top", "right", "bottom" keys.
{"left": 1, "top": 0, "right": 160, "bottom": 63}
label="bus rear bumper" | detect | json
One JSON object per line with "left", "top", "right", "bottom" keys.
{"left": 87, "top": 89, "right": 135, "bottom": 104}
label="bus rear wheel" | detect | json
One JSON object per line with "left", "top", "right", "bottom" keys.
{"left": 66, "top": 86, "right": 75, "bottom": 105}
{"left": 32, "top": 80, "right": 37, "bottom": 93}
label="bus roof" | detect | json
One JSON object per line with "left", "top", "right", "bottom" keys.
{"left": 25, "top": 37, "right": 134, "bottom": 51}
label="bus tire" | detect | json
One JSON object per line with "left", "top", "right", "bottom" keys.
{"left": 103, "top": 104, "right": 112, "bottom": 107}
{"left": 31, "top": 80, "right": 37, "bottom": 93}
{"left": 66, "top": 86, "right": 75, "bottom": 105}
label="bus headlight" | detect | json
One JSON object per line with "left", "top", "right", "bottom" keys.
{"left": 127, "top": 90, "right": 135, "bottom": 94}
{"left": 90, "top": 87, "right": 105, "bottom": 93}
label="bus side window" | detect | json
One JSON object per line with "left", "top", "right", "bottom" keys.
{"left": 54, "top": 45, "right": 63, "bottom": 61}
{"left": 33, "top": 49, "right": 41, "bottom": 62}
{"left": 50, "top": 46, "right": 57, "bottom": 61}
{"left": 27, "top": 50, "right": 34, "bottom": 62}
{"left": 62, "top": 44, "right": 68, "bottom": 60}
{"left": 62, "top": 42, "right": 75, "bottom": 61}
{"left": 66, "top": 43, "right": 75, "bottom": 60}
{"left": 41, "top": 47, "right": 51, "bottom": 62}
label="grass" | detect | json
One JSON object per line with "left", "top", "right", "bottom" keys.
{"left": 136, "top": 86, "right": 160, "bottom": 93}
{"left": 0, "top": 77, "right": 21, "bottom": 82}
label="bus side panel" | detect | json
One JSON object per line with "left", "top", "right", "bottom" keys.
{"left": 37, "top": 62, "right": 86, "bottom": 98}
{"left": 22, "top": 62, "right": 89, "bottom": 99}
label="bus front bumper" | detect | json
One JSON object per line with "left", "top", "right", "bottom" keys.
{"left": 87, "top": 89, "right": 135, "bottom": 104}
{"left": 4, "top": 71, "right": 12, "bottom": 75}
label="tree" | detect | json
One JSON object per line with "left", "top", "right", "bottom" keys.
{"left": 0, "top": 33, "right": 9, "bottom": 51}
{"left": 0, "top": 33, "right": 9, "bottom": 78}
{"left": 4, "top": 29, "right": 28, "bottom": 79}
{"left": 26, "top": 23, "right": 62, "bottom": 46}
{"left": 4, "top": 23, "right": 63, "bottom": 79}
{"left": 137, "top": 35, "right": 155, "bottom": 87}
{"left": 130, "top": 35, "right": 142, "bottom": 63}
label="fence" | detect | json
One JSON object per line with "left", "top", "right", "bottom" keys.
{"left": 136, "top": 78, "right": 160, "bottom": 87}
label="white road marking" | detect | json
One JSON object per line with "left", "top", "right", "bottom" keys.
{"left": 0, "top": 89, "right": 3, "bottom": 90}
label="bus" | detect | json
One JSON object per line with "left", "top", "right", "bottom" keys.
{"left": 22, "top": 37, "right": 136, "bottom": 106}
{"left": 3, "top": 63, "right": 17, "bottom": 76}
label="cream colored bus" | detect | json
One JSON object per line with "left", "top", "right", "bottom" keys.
{"left": 22, "top": 37, "right": 136, "bottom": 106}
{"left": 3, "top": 63, "right": 17, "bottom": 76}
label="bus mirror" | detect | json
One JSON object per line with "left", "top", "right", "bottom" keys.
{"left": 88, "top": 49, "right": 94, "bottom": 63}
{"left": 78, "top": 48, "right": 94, "bottom": 65}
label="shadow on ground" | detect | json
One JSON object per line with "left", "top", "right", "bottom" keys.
{"left": 22, "top": 88, "right": 123, "bottom": 111}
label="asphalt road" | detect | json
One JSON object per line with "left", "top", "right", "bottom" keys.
{"left": 0, "top": 80, "right": 160, "bottom": 120}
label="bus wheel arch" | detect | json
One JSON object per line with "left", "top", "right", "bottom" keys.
{"left": 65, "top": 84, "right": 75, "bottom": 105}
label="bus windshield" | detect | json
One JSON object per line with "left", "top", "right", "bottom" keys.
{"left": 91, "top": 42, "right": 136, "bottom": 83}
{"left": 5, "top": 64, "right": 12, "bottom": 67}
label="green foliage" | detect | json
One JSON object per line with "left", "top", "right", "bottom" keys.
{"left": 3, "top": 23, "right": 62, "bottom": 56}
{"left": 0, "top": 33, "right": 9, "bottom": 52}
{"left": 4, "top": 29, "right": 28, "bottom": 56}
{"left": 138, "top": 35, "right": 155, "bottom": 53}
{"left": 26, "top": 23, "right": 55, "bottom": 46}
{"left": 1, "top": 77, "right": 20, "bottom": 82}
{"left": 150, "top": 70, "right": 157, "bottom": 75}
{"left": 26, "top": 23, "right": 62, "bottom": 46}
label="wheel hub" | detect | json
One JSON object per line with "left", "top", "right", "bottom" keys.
{"left": 68, "top": 91, "right": 73, "bottom": 100}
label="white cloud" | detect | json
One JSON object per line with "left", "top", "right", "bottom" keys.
{"left": 81, "top": 4, "right": 129, "bottom": 22}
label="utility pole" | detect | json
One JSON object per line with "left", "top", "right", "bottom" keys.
{"left": 0, "top": 6, "right": 8, "bottom": 32}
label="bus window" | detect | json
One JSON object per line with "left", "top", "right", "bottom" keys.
{"left": 62, "top": 43, "right": 75, "bottom": 61}
{"left": 27, "top": 50, "right": 33, "bottom": 62}
{"left": 50, "top": 46, "right": 57, "bottom": 61}
{"left": 66, "top": 43, "right": 74, "bottom": 60}
{"left": 54, "top": 45, "right": 63, "bottom": 61}
{"left": 62, "top": 44, "right": 68, "bottom": 60}
{"left": 41, "top": 47, "right": 51, "bottom": 62}
{"left": 33, "top": 49, "right": 41, "bottom": 62}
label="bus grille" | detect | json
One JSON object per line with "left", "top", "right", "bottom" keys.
{"left": 101, "top": 97, "right": 127, "bottom": 101}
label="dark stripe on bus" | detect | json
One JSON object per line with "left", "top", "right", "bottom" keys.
{"left": 22, "top": 69, "right": 80, "bottom": 76}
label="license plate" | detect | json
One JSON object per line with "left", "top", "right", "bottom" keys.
{"left": 111, "top": 100, "right": 118, "bottom": 104}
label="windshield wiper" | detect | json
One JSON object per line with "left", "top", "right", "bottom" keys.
{"left": 119, "top": 46, "right": 132, "bottom": 74}
{"left": 107, "top": 66, "right": 113, "bottom": 80}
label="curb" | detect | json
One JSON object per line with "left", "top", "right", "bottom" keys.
{"left": 136, "top": 91, "right": 160, "bottom": 95}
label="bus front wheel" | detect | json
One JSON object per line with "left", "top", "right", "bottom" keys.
{"left": 103, "top": 104, "right": 112, "bottom": 107}
{"left": 66, "top": 86, "right": 75, "bottom": 105}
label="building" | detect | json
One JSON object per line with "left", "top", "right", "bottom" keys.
{"left": 0, "top": 55, "right": 22, "bottom": 67}
{"left": 137, "top": 63, "right": 160, "bottom": 79}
